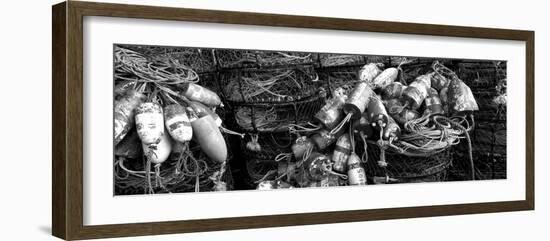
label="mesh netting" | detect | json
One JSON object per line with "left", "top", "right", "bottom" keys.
{"left": 318, "top": 53, "right": 366, "bottom": 67}
{"left": 215, "top": 49, "right": 316, "bottom": 69}
{"left": 363, "top": 143, "right": 453, "bottom": 183}
{"left": 220, "top": 66, "right": 320, "bottom": 103}
{"left": 244, "top": 159, "right": 279, "bottom": 186}
{"left": 315, "top": 56, "right": 390, "bottom": 97}
{"left": 114, "top": 136, "right": 234, "bottom": 195}
{"left": 458, "top": 61, "right": 507, "bottom": 122}
{"left": 120, "top": 45, "right": 217, "bottom": 74}
{"left": 231, "top": 95, "right": 325, "bottom": 132}
{"left": 388, "top": 56, "right": 453, "bottom": 84}
{"left": 241, "top": 131, "right": 295, "bottom": 162}
{"left": 317, "top": 65, "right": 362, "bottom": 97}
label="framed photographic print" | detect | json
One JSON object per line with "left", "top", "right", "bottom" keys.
{"left": 52, "top": 1, "right": 534, "bottom": 240}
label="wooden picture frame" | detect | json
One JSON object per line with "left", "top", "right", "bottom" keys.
{"left": 52, "top": 1, "right": 534, "bottom": 240}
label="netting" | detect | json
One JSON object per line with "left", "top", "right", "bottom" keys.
{"left": 114, "top": 142, "right": 234, "bottom": 195}
{"left": 231, "top": 95, "right": 325, "bottom": 132}
{"left": 451, "top": 60, "right": 507, "bottom": 180}
{"left": 220, "top": 66, "right": 320, "bottom": 103}
{"left": 315, "top": 56, "right": 390, "bottom": 97}
{"left": 244, "top": 159, "right": 279, "bottom": 186}
{"left": 317, "top": 53, "right": 366, "bottom": 67}
{"left": 388, "top": 56, "right": 453, "bottom": 85}
{"left": 363, "top": 144, "right": 452, "bottom": 183}
{"left": 240, "top": 131, "right": 295, "bottom": 162}
{"left": 215, "top": 49, "right": 316, "bottom": 69}
{"left": 121, "top": 45, "right": 217, "bottom": 74}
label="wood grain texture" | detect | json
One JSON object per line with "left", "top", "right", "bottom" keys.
{"left": 51, "top": 1, "right": 535, "bottom": 240}
{"left": 52, "top": 2, "right": 67, "bottom": 240}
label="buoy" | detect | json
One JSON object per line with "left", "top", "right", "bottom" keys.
{"left": 164, "top": 104, "right": 193, "bottom": 143}
{"left": 311, "top": 129, "right": 342, "bottom": 151}
{"left": 402, "top": 73, "right": 432, "bottom": 110}
{"left": 383, "top": 115, "right": 401, "bottom": 140}
{"left": 142, "top": 129, "right": 172, "bottom": 164}
{"left": 331, "top": 134, "right": 351, "bottom": 173}
{"left": 188, "top": 101, "right": 223, "bottom": 127}
{"left": 371, "top": 67, "right": 398, "bottom": 90}
{"left": 431, "top": 71, "right": 450, "bottom": 91}
{"left": 347, "top": 153, "right": 367, "bottom": 185}
{"left": 257, "top": 181, "right": 277, "bottom": 190}
{"left": 352, "top": 112, "right": 374, "bottom": 138}
{"left": 424, "top": 88, "right": 444, "bottom": 115}
{"left": 304, "top": 152, "right": 333, "bottom": 181}
{"left": 381, "top": 82, "right": 404, "bottom": 100}
{"left": 313, "top": 88, "right": 347, "bottom": 129}
{"left": 395, "top": 108, "right": 419, "bottom": 126}
{"left": 114, "top": 89, "right": 145, "bottom": 145}
{"left": 190, "top": 114, "right": 227, "bottom": 163}
{"left": 180, "top": 83, "right": 221, "bottom": 107}
{"left": 135, "top": 102, "right": 164, "bottom": 145}
{"left": 291, "top": 136, "right": 316, "bottom": 160}
{"left": 447, "top": 78, "right": 479, "bottom": 114}
{"left": 358, "top": 63, "right": 383, "bottom": 83}
{"left": 367, "top": 96, "right": 389, "bottom": 130}
{"left": 343, "top": 82, "right": 375, "bottom": 120}
{"left": 439, "top": 87, "right": 449, "bottom": 114}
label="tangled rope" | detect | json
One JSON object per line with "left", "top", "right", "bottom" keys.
{"left": 114, "top": 46, "right": 199, "bottom": 85}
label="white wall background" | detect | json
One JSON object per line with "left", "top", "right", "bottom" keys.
{"left": 0, "top": 0, "right": 547, "bottom": 240}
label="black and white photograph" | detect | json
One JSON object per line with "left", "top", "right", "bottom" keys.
{"left": 113, "top": 44, "right": 507, "bottom": 195}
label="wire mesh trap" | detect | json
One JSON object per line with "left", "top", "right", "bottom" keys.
{"left": 215, "top": 49, "right": 316, "bottom": 69}
{"left": 231, "top": 95, "right": 325, "bottom": 132}
{"left": 119, "top": 45, "right": 217, "bottom": 74}
{"left": 220, "top": 65, "right": 320, "bottom": 103}
{"left": 114, "top": 135, "right": 234, "bottom": 195}
{"left": 240, "top": 131, "right": 295, "bottom": 162}
{"left": 363, "top": 144, "right": 453, "bottom": 183}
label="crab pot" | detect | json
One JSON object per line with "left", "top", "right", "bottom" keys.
{"left": 364, "top": 143, "right": 453, "bottom": 183}
{"left": 164, "top": 104, "right": 193, "bottom": 143}
{"left": 231, "top": 95, "right": 324, "bottom": 133}
{"left": 215, "top": 49, "right": 316, "bottom": 69}
{"left": 241, "top": 131, "right": 294, "bottom": 161}
{"left": 343, "top": 82, "right": 375, "bottom": 120}
{"left": 367, "top": 97, "right": 389, "bottom": 130}
{"left": 347, "top": 153, "right": 367, "bottom": 185}
{"left": 331, "top": 134, "right": 352, "bottom": 173}
{"left": 424, "top": 88, "right": 444, "bottom": 115}
{"left": 122, "top": 45, "right": 217, "bottom": 73}
{"left": 318, "top": 53, "right": 367, "bottom": 67}
{"left": 220, "top": 66, "right": 319, "bottom": 104}
{"left": 135, "top": 102, "right": 165, "bottom": 145}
